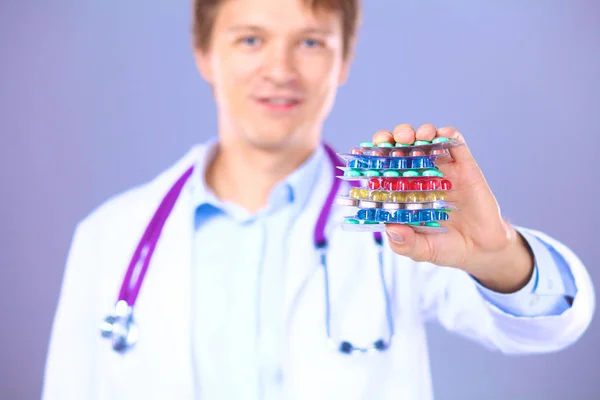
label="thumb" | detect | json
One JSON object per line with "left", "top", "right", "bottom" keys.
{"left": 385, "top": 224, "right": 434, "bottom": 263}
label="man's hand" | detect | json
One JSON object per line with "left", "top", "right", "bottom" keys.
{"left": 372, "top": 124, "right": 534, "bottom": 294}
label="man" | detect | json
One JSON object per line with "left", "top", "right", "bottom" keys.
{"left": 42, "top": 0, "right": 594, "bottom": 399}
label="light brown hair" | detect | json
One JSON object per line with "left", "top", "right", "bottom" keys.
{"left": 192, "top": 0, "right": 361, "bottom": 58}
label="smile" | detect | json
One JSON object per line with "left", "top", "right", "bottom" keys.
{"left": 255, "top": 97, "right": 302, "bottom": 112}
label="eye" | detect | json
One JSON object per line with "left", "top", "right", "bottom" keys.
{"left": 301, "top": 38, "right": 324, "bottom": 48}
{"left": 239, "top": 36, "right": 261, "bottom": 47}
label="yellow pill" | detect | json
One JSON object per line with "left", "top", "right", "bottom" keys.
{"left": 426, "top": 192, "right": 439, "bottom": 201}
{"left": 390, "top": 191, "right": 406, "bottom": 203}
{"left": 437, "top": 191, "right": 447, "bottom": 201}
{"left": 379, "top": 191, "right": 390, "bottom": 202}
{"left": 416, "top": 192, "right": 428, "bottom": 202}
{"left": 349, "top": 188, "right": 361, "bottom": 199}
{"left": 359, "top": 189, "right": 369, "bottom": 199}
{"left": 369, "top": 190, "right": 380, "bottom": 201}
{"left": 406, "top": 192, "right": 419, "bottom": 203}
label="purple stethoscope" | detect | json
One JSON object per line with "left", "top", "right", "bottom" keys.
{"left": 100, "top": 144, "right": 394, "bottom": 355}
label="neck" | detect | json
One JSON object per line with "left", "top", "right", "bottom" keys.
{"left": 205, "top": 140, "right": 318, "bottom": 213}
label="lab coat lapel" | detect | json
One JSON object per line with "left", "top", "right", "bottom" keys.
{"left": 113, "top": 157, "right": 198, "bottom": 399}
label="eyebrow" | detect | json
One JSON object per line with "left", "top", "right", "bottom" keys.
{"left": 226, "top": 24, "right": 334, "bottom": 35}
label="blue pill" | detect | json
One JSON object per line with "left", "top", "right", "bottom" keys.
{"left": 348, "top": 158, "right": 368, "bottom": 168}
{"left": 368, "top": 158, "right": 387, "bottom": 169}
{"left": 376, "top": 209, "right": 391, "bottom": 222}
{"left": 410, "top": 211, "right": 420, "bottom": 222}
{"left": 419, "top": 210, "right": 436, "bottom": 222}
{"left": 436, "top": 211, "right": 449, "bottom": 220}
{"left": 395, "top": 210, "right": 410, "bottom": 223}
{"left": 390, "top": 158, "right": 407, "bottom": 169}
{"left": 357, "top": 209, "right": 368, "bottom": 220}
{"left": 357, "top": 208, "right": 377, "bottom": 221}
{"left": 410, "top": 158, "right": 426, "bottom": 169}
{"left": 410, "top": 157, "right": 436, "bottom": 169}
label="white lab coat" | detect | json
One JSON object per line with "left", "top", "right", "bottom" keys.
{"left": 42, "top": 144, "right": 595, "bottom": 400}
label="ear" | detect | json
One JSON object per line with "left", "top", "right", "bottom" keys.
{"left": 193, "top": 46, "right": 214, "bottom": 84}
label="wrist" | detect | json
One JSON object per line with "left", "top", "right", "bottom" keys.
{"left": 469, "top": 229, "right": 535, "bottom": 294}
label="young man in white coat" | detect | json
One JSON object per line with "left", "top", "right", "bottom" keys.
{"left": 42, "top": 0, "right": 595, "bottom": 399}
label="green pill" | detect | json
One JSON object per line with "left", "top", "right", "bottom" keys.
{"left": 408, "top": 222, "right": 421, "bottom": 226}
{"left": 395, "top": 143, "right": 411, "bottom": 147}
{"left": 425, "top": 222, "right": 441, "bottom": 227}
{"left": 377, "top": 142, "right": 393, "bottom": 148}
{"left": 364, "top": 170, "right": 381, "bottom": 177}
{"left": 359, "top": 141, "right": 375, "bottom": 148}
{"left": 345, "top": 218, "right": 360, "bottom": 224}
{"left": 344, "top": 169, "right": 362, "bottom": 177}
{"left": 364, "top": 220, "right": 379, "bottom": 224}
{"left": 421, "top": 169, "right": 443, "bottom": 177}
{"left": 432, "top": 137, "right": 449, "bottom": 144}
{"left": 383, "top": 170, "right": 401, "bottom": 177}
{"left": 402, "top": 170, "right": 420, "bottom": 177}
{"left": 414, "top": 140, "right": 431, "bottom": 146}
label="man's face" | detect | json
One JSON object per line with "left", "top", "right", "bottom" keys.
{"left": 194, "top": 0, "right": 351, "bottom": 151}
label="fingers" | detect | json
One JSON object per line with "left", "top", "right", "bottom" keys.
{"left": 392, "top": 124, "right": 415, "bottom": 144}
{"left": 385, "top": 224, "right": 435, "bottom": 263}
{"left": 372, "top": 130, "right": 394, "bottom": 145}
{"left": 392, "top": 123, "right": 438, "bottom": 144}
{"left": 416, "top": 124, "right": 436, "bottom": 141}
{"left": 375, "top": 123, "right": 477, "bottom": 166}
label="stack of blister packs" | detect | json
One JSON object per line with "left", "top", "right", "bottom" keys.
{"left": 335, "top": 138, "right": 462, "bottom": 233}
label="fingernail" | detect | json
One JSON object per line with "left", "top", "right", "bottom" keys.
{"left": 387, "top": 231, "right": 404, "bottom": 243}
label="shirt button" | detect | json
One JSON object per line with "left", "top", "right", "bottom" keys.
{"left": 274, "top": 368, "right": 284, "bottom": 384}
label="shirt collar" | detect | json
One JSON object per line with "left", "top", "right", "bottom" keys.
{"left": 189, "top": 139, "right": 326, "bottom": 221}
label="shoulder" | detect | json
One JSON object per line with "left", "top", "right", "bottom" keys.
{"left": 74, "top": 144, "right": 207, "bottom": 241}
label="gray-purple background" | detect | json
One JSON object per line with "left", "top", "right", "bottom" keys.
{"left": 1, "top": 1, "right": 599, "bottom": 399}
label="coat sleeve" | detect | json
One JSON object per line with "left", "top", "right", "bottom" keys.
{"left": 41, "top": 220, "right": 102, "bottom": 399}
{"left": 419, "top": 227, "right": 595, "bottom": 354}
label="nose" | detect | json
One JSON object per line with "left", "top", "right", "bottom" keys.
{"left": 263, "top": 42, "right": 297, "bottom": 85}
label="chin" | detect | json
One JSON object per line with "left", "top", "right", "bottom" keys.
{"left": 243, "top": 126, "right": 304, "bottom": 151}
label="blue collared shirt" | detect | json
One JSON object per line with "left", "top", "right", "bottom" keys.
{"left": 188, "top": 141, "right": 576, "bottom": 399}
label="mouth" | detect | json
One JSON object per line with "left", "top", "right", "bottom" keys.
{"left": 254, "top": 96, "right": 302, "bottom": 112}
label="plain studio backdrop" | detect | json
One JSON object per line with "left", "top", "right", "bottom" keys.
{"left": 1, "top": 0, "right": 599, "bottom": 399}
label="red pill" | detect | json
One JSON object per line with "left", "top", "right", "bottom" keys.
{"left": 390, "top": 149, "right": 405, "bottom": 157}
{"left": 432, "top": 148, "right": 446, "bottom": 155}
{"left": 351, "top": 148, "right": 363, "bottom": 155}
{"left": 371, "top": 150, "right": 385, "bottom": 157}
{"left": 410, "top": 150, "right": 425, "bottom": 157}
{"left": 381, "top": 178, "right": 393, "bottom": 191}
{"left": 426, "top": 178, "right": 441, "bottom": 190}
{"left": 441, "top": 179, "right": 452, "bottom": 190}
{"left": 368, "top": 178, "right": 381, "bottom": 190}
{"left": 396, "top": 178, "right": 409, "bottom": 191}
{"left": 411, "top": 179, "right": 425, "bottom": 191}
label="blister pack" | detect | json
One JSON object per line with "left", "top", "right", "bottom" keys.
{"left": 335, "top": 137, "right": 461, "bottom": 233}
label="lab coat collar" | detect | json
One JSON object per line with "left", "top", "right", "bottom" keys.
{"left": 186, "top": 138, "right": 326, "bottom": 221}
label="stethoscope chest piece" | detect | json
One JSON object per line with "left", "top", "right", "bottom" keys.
{"left": 100, "top": 300, "right": 139, "bottom": 353}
